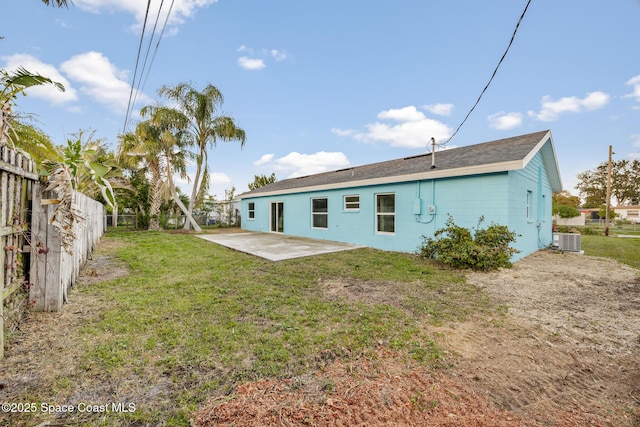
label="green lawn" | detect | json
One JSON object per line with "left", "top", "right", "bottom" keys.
{"left": 581, "top": 234, "right": 640, "bottom": 269}
{"left": 6, "top": 230, "right": 500, "bottom": 426}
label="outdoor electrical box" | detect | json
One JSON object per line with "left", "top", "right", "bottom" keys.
{"left": 413, "top": 199, "right": 422, "bottom": 215}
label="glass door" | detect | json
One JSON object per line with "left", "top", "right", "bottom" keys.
{"left": 270, "top": 202, "right": 284, "bottom": 233}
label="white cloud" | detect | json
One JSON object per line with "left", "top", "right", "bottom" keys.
{"left": 60, "top": 51, "right": 151, "bottom": 112}
{"left": 377, "top": 106, "right": 425, "bottom": 122}
{"left": 334, "top": 105, "right": 452, "bottom": 148}
{"left": 631, "top": 133, "right": 640, "bottom": 147}
{"left": 624, "top": 74, "right": 640, "bottom": 102}
{"left": 1, "top": 54, "right": 78, "bottom": 105}
{"left": 528, "top": 91, "right": 610, "bottom": 122}
{"left": 238, "top": 56, "right": 266, "bottom": 70}
{"left": 253, "top": 153, "right": 274, "bottom": 166}
{"left": 210, "top": 172, "right": 231, "bottom": 185}
{"left": 258, "top": 151, "right": 350, "bottom": 178}
{"left": 237, "top": 45, "right": 288, "bottom": 69}
{"left": 270, "top": 49, "right": 288, "bottom": 61}
{"left": 73, "top": 0, "right": 218, "bottom": 31}
{"left": 331, "top": 128, "right": 355, "bottom": 137}
{"left": 423, "top": 103, "right": 454, "bottom": 116}
{"left": 488, "top": 111, "right": 523, "bottom": 130}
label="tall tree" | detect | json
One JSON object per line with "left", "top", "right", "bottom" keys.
{"left": 141, "top": 105, "right": 203, "bottom": 231}
{"left": 575, "top": 159, "right": 640, "bottom": 207}
{"left": 118, "top": 121, "right": 166, "bottom": 231}
{"left": 248, "top": 173, "right": 277, "bottom": 190}
{"left": 156, "top": 82, "right": 246, "bottom": 230}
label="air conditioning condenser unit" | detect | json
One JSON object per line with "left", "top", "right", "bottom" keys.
{"left": 552, "top": 233, "right": 581, "bottom": 252}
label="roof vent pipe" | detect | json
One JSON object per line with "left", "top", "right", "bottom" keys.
{"left": 430, "top": 137, "right": 436, "bottom": 168}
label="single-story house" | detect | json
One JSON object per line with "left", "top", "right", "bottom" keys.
{"left": 613, "top": 205, "right": 640, "bottom": 223}
{"left": 237, "top": 130, "right": 562, "bottom": 261}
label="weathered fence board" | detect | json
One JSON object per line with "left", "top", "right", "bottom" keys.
{"left": 0, "top": 145, "right": 38, "bottom": 360}
{"left": 30, "top": 191, "right": 105, "bottom": 312}
{"left": 1, "top": 144, "right": 105, "bottom": 360}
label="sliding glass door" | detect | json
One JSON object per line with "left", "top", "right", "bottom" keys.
{"left": 270, "top": 201, "right": 284, "bottom": 233}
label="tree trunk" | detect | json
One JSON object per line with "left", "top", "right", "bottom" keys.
{"left": 167, "top": 166, "right": 202, "bottom": 232}
{"left": 148, "top": 168, "right": 162, "bottom": 231}
{"left": 183, "top": 147, "right": 205, "bottom": 230}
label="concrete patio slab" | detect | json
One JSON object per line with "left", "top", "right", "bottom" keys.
{"left": 195, "top": 232, "right": 366, "bottom": 261}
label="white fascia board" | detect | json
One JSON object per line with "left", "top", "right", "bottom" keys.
{"left": 238, "top": 160, "right": 524, "bottom": 199}
{"left": 522, "top": 130, "right": 563, "bottom": 192}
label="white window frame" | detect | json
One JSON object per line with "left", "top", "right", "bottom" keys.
{"left": 312, "top": 197, "right": 328, "bottom": 229}
{"left": 344, "top": 194, "right": 360, "bottom": 211}
{"left": 375, "top": 193, "right": 395, "bottom": 234}
{"left": 247, "top": 202, "right": 255, "bottom": 220}
{"left": 526, "top": 190, "right": 533, "bottom": 222}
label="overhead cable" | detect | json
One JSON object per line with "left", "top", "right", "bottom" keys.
{"left": 441, "top": 0, "right": 533, "bottom": 146}
{"left": 122, "top": 0, "right": 153, "bottom": 135}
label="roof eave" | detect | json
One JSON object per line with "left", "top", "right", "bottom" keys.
{"left": 238, "top": 160, "right": 524, "bottom": 199}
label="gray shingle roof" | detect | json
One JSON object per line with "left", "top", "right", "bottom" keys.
{"left": 240, "top": 130, "right": 555, "bottom": 197}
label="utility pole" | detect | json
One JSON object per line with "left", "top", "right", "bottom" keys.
{"left": 605, "top": 145, "right": 613, "bottom": 236}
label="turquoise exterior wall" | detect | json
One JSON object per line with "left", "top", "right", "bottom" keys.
{"left": 507, "top": 150, "right": 554, "bottom": 259}
{"left": 242, "top": 172, "right": 517, "bottom": 255}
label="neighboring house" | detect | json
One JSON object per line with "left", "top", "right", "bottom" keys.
{"left": 209, "top": 199, "right": 241, "bottom": 225}
{"left": 238, "top": 130, "right": 562, "bottom": 261}
{"left": 613, "top": 205, "right": 640, "bottom": 223}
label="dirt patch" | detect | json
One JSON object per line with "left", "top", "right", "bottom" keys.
{"left": 195, "top": 251, "right": 640, "bottom": 426}
{"left": 445, "top": 250, "right": 640, "bottom": 426}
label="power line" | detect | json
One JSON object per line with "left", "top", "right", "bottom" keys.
{"left": 122, "top": 0, "right": 176, "bottom": 135}
{"left": 130, "top": 0, "right": 165, "bottom": 114}
{"left": 139, "top": 0, "right": 177, "bottom": 102}
{"left": 122, "top": 0, "right": 153, "bottom": 135}
{"left": 441, "top": 0, "right": 533, "bottom": 146}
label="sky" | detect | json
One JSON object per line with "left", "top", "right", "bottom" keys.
{"left": 2, "top": 0, "right": 640, "bottom": 200}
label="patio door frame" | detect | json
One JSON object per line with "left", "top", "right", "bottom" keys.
{"left": 270, "top": 201, "right": 284, "bottom": 233}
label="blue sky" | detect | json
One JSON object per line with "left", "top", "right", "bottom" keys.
{"left": 3, "top": 0, "right": 640, "bottom": 200}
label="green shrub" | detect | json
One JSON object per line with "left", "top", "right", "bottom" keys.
{"left": 579, "top": 226, "right": 602, "bottom": 236}
{"left": 419, "top": 215, "right": 519, "bottom": 271}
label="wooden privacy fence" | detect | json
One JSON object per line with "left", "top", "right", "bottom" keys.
{"left": 1, "top": 145, "right": 39, "bottom": 359}
{"left": 29, "top": 190, "right": 105, "bottom": 312}
{"left": 1, "top": 145, "right": 105, "bottom": 359}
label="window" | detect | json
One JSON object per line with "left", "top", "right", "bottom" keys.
{"left": 248, "top": 202, "right": 255, "bottom": 219}
{"left": 312, "top": 198, "right": 328, "bottom": 228}
{"left": 628, "top": 210, "right": 639, "bottom": 217}
{"left": 344, "top": 195, "right": 360, "bottom": 211}
{"left": 526, "top": 191, "right": 532, "bottom": 221}
{"left": 376, "top": 193, "right": 395, "bottom": 234}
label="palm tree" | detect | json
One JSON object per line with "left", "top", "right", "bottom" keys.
{"left": 40, "top": 0, "right": 70, "bottom": 7}
{"left": 141, "top": 105, "right": 204, "bottom": 231}
{"left": 1, "top": 67, "right": 64, "bottom": 146}
{"left": 118, "top": 107, "right": 202, "bottom": 231}
{"left": 118, "top": 120, "right": 165, "bottom": 231}
{"left": 10, "top": 121, "right": 62, "bottom": 164}
{"left": 156, "top": 82, "right": 246, "bottom": 230}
